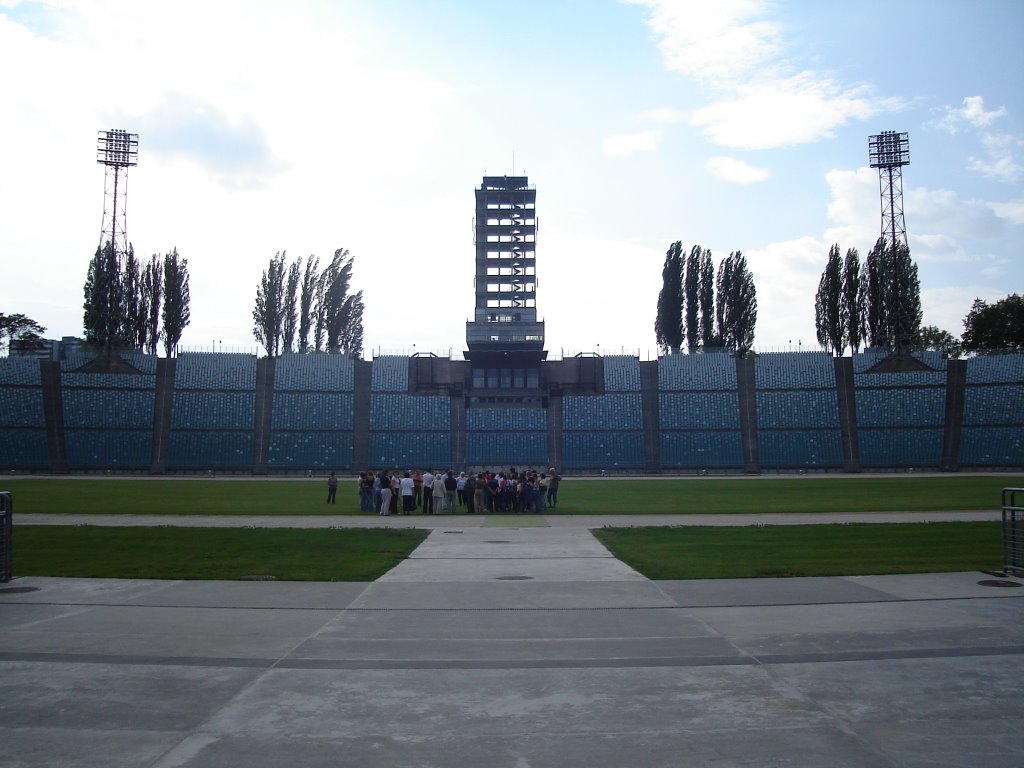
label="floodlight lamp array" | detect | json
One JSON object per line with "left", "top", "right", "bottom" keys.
{"left": 868, "top": 131, "right": 909, "bottom": 168}
{"left": 96, "top": 129, "right": 139, "bottom": 167}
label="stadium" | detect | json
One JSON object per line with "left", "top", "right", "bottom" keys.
{"left": 1, "top": 175, "right": 1021, "bottom": 476}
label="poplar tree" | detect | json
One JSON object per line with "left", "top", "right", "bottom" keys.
{"left": 717, "top": 251, "right": 757, "bottom": 355}
{"left": 698, "top": 247, "right": 716, "bottom": 348}
{"left": 842, "top": 247, "right": 865, "bottom": 354}
{"left": 654, "top": 241, "right": 684, "bottom": 354}
{"left": 162, "top": 248, "right": 190, "bottom": 358}
{"left": 815, "top": 244, "right": 846, "bottom": 355}
{"left": 684, "top": 245, "right": 701, "bottom": 352}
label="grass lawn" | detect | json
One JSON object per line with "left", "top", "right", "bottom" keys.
{"left": 13, "top": 526, "right": 429, "bottom": 581}
{"left": 3, "top": 474, "right": 1021, "bottom": 516}
{"left": 593, "top": 522, "right": 1003, "bottom": 579}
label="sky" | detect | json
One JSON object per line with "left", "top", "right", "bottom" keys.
{"left": 1, "top": 0, "right": 1022, "bottom": 359}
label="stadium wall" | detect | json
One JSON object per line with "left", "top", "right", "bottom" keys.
{"left": 1, "top": 351, "right": 1021, "bottom": 474}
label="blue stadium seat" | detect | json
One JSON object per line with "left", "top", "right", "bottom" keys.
{"left": 562, "top": 431, "right": 645, "bottom": 469}
{"left": 272, "top": 393, "right": 354, "bottom": 430}
{"left": 274, "top": 354, "right": 354, "bottom": 391}
{"left": 368, "top": 432, "right": 450, "bottom": 468}
{"left": 171, "top": 392, "right": 255, "bottom": 429}
{"left": 63, "top": 389, "right": 154, "bottom": 429}
{"left": 168, "top": 431, "right": 253, "bottom": 469}
{"left": 859, "top": 428, "right": 943, "bottom": 467}
{"left": 756, "top": 390, "right": 839, "bottom": 429}
{"left": 855, "top": 388, "right": 945, "bottom": 428}
{"left": 0, "top": 428, "right": 49, "bottom": 467}
{"left": 658, "top": 353, "right": 737, "bottom": 390}
{"left": 758, "top": 430, "right": 843, "bottom": 467}
{"left": 174, "top": 353, "right": 256, "bottom": 390}
{"left": 958, "top": 427, "right": 1024, "bottom": 466}
{"left": 962, "top": 385, "right": 1024, "bottom": 425}
{"left": 268, "top": 432, "right": 354, "bottom": 468}
{"left": 369, "top": 394, "right": 449, "bottom": 431}
{"left": 370, "top": 356, "right": 409, "bottom": 392}
{"left": 563, "top": 394, "right": 643, "bottom": 430}
{"left": 0, "top": 388, "right": 46, "bottom": 427}
{"left": 659, "top": 430, "right": 743, "bottom": 468}
{"left": 467, "top": 433, "right": 547, "bottom": 466}
{"left": 755, "top": 352, "right": 836, "bottom": 389}
{"left": 65, "top": 430, "right": 152, "bottom": 468}
{"left": 603, "top": 356, "right": 641, "bottom": 391}
{"left": 659, "top": 392, "right": 740, "bottom": 429}
{"left": 0, "top": 358, "right": 42, "bottom": 385}
{"left": 965, "top": 355, "right": 1024, "bottom": 384}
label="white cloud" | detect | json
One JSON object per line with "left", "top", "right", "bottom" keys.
{"left": 602, "top": 129, "right": 662, "bottom": 157}
{"left": 626, "top": 1, "right": 899, "bottom": 149}
{"left": 989, "top": 199, "right": 1024, "bottom": 225}
{"left": 624, "top": 0, "right": 780, "bottom": 84}
{"left": 967, "top": 132, "right": 1023, "bottom": 183}
{"left": 692, "top": 73, "right": 887, "bottom": 150}
{"left": 640, "top": 107, "right": 686, "bottom": 124}
{"left": 933, "top": 95, "right": 1008, "bottom": 134}
{"left": 705, "top": 155, "right": 769, "bottom": 184}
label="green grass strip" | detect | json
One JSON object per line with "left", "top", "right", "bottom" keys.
{"left": 593, "top": 522, "right": 1003, "bottom": 580}
{"left": 13, "top": 526, "right": 429, "bottom": 581}
{"left": 2, "top": 475, "right": 1020, "bottom": 516}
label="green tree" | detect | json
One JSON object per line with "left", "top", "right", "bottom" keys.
{"left": 717, "top": 251, "right": 757, "bottom": 355}
{"left": 842, "top": 247, "right": 866, "bottom": 354}
{"left": 0, "top": 312, "right": 46, "bottom": 356}
{"left": 298, "top": 254, "right": 319, "bottom": 353}
{"left": 162, "top": 248, "right": 190, "bottom": 358}
{"left": 83, "top": 241, "right": 127, "bottom": 355}
{"left": 815, "top": 244, "right": 846, "bottom": 355}
{"left": 282, "top": 259, "right": 300, "bottom": 354}
{"left": 253, "top": 251, "right": 287, "bottom": 356}
{"left": 962, "top": 294, "right": 1024, "bottom": 353}
{"left": 698, "top": 247, "right": 716, "bottom": 348}
{"left": 141, "top": 254, "right": 163, "bottom": 356}
{"left": 322, "top": 248, "right": 363, "bottom": 355}
{"left": 916, "top": 325, "right": 962, "bottom": 358}
{"left": 122, "top": 247, "right": 147, "bottom": 350}
{"left": 655, "top": 241, "right": 684, "bottom": 354}
{"left": 863, "top": 237, "right": 921, "bottom": 352}
{"left": 684, "top": 245, "right": 701, "bottom": 352}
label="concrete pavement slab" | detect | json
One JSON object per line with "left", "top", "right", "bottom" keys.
{"left": 656, "top": 575, "right": 899, "bottom": 607}
{"left": 0, "top": 605, "right": 341, "bottom": 658}
{"left": 2, "top": 523, "right": 1023, "bottom": 767}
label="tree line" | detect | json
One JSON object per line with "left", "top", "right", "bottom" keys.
{"left": 655, "top": 243, "right": 757, "bottom": 355}
{"left": 252, "top": 248, "right": 364, "bottom": 357}
{"left": 83, "top": 243, "right": 191, "bottom": 357}
{"left": 815, "top": 238, "right": 1022, "bottom": 356}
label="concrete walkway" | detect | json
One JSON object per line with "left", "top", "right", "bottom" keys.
{"left": 1, "top": 519, "right": 1022, "bottom": 766}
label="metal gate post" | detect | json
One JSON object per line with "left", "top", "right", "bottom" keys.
{"left": 1002, "top": 488, "right": 1024, "bottom": 577}
{"left": 0, "top": 492, "right": 12, "bottom": 583}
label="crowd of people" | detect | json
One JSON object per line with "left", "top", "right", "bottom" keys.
{"left": 341, "top": 468, "right": 562, "bottom": 515}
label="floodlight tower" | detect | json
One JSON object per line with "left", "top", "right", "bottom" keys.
{"left": 868, "top": 130, "right": 911, "bottom": 355}
{"left": 96, "top": 129, "right": 139, "bottom": 260}
{"left": 868, "top": 130, "right": 909, "bottom": 251}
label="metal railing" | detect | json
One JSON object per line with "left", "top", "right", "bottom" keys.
{"left": 1003, "top": 488, "right": 1024, "bottom": 577}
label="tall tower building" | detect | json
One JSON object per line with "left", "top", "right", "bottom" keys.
{"left": 465, "top": 175, "right": 547, "bottom": 393}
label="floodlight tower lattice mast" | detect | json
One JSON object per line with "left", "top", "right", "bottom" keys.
{"left": 96, "top": 129, "right": 139, "bottom": 262}
{"left": 868, "top": 130, "right": 910, "bottom": 354}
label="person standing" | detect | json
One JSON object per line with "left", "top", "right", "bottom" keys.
{"left": 379, "top": 471, "right": 392, "bottom": 515}
{"left": 474, "top": 473, "right": 487, "bottom": 515}
{"left": 432, "top": 471, "right": 446, "bottom": 513}
{"left": 400, "top": 471, "right": 416, "bottom": 514}
{"left": 547, "top": 469, "right": 561, "bottom": 509}
{"left": 327, "top": 472, "right": 338, "bottom": 504}
{"left": 443, "top": 470, "right": 458, "bottom": 513}
{"left": 463, "top": 472, "right": 477, "bottom": 514}
{"left": 422, "top": 470, "right": 436, "bottom": 515}
{"left": 456, "top": 471, "right": 468, "bottom": 507}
